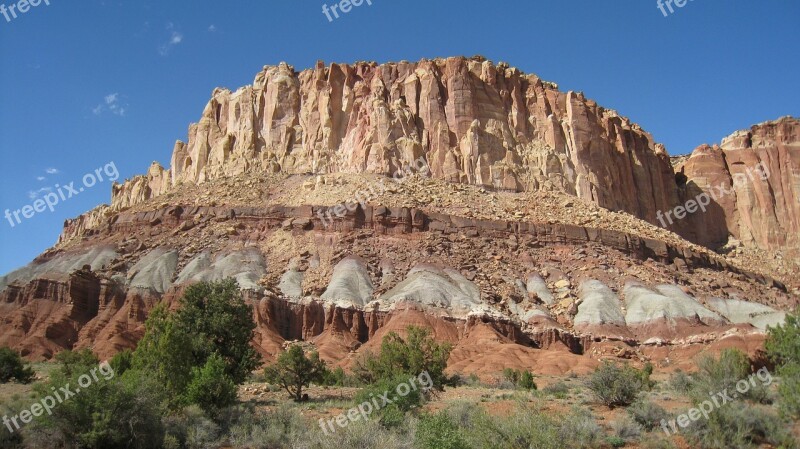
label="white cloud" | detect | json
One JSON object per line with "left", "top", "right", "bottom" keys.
{"left": 208, "top": 24, "right": 216, "bottom": 32}
{"left": 45, "top": 168, "right": 59, "bottom": 174}
{"left": 28, "top": 187, "right": 53, "bottom": 200}
{"left": 36, "top": 176, "right": 46, "bottom": 181}
{"left": 159, "top": 23, "right": 184, "bottom": 56}
{"left": 94, "top": 93, "right": 126, "bottom": 116}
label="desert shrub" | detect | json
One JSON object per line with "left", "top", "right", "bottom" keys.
{"left": 108, "top": 349, "right": 133, "bottom": 376}
{"left": 683, "top": 402, "right": 795, "bottom": 449}
{"left": 773, "top": 362, "right": 800, "bottom": 419}
{"left": 610, "top": 415, "right": 642, "bottom": 442}
{"left": 627, "top": 398, "right": 670, "bottom": 431}
{"left": 322, "top": 366, "right": 360, "bottom": 387}
{"left": 690, "top": 349, "right": 769, "bottom": 403}
{"left": 667, "top": 369, "right": 693, "bottom": 394}
{"left": 264, "top": 345, "right": 329, "bottom": 402}
{"left": 502, "top": 368, "right": 520, "bottom": 384}
{"left": 639, "top": 435, "right": 677, "bottom": 449}
{"left": 0, "top": 395, "right": 26, "bottom": 448}
{"left": 0, "top": 347, "right": 34, "bottom": 384}
{"left": 638, "top": 362, "right": 655, "bottom": 390}
{"left": 448, "top": 372, "right": 483, "bottom": 387}
{"left": 415, "top": 412, "right": 470, "bottom": 449}
{"left": 28, "top": 367, "right": 166, "bottom": 449}
{"left": 163, "top": 405, "right": 220, "bottom": 449}
{"left": 765, "top": 307, "right": 800, "bottom": 419}
{"left": 428, "top": 401, "right": 602, "bottom": 449}
{"left": 355, "top": 326, "right": 452, "bottom": 390}
{"left": 54, "top": 348, "right": 99, "bottom": 377}
{"left": 543, "top": 381, "right": 570, "bottom": 398}
{"left": 133, "top": 279, "right": 260, "bottom": 411}
{"left": 353, "top": 374, "right": 426, "bottom": 427}
{"left": 687, "top": 349, "right": 772, "bottom": 404}
{"left": 586, "top": 361, "right": 647, "bottom": 407}
{"left": 469, "top": 402, "right": 561, "bottom": 449}
{"left": 223, "top": 404, "right": 304, "bottom": 449}
{"left": 518, "top": 370, "right": 537, "bottom": 390}
{"left": 606, "top": 436, "right": 625, "bottom": 448}
{"left": 302, "top": 417, "right": 414, "bottom": 449}
{"left": 442, "top": 401, "right": 486, "bottom": 428}
{"left": 184, "top": 353, "right": 238, "bottom": 418}
{"left": 500, "top": 368, "right": 537, "bottom": 391}
{"left": 558, "top": 407, "right": 602, "bottom": 449}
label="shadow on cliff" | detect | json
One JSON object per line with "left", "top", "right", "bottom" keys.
{"left": 675, "top": 178, "right": 730, "bottom": 250}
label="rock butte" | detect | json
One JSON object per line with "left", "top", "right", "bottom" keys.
{"left": 1, "top": 56, "right": 798, "bottom": 376}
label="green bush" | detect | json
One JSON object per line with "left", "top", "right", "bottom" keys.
{"left": 133, "top": 279, "right": 260, "bottom": 411}
{"left": 264, "top": 345, "right": 329, "bottom": 402}
{"left": 443, "top": 401, "right": 602, "bottom": 449}
{"left": 225, "top": 404, "right": 305, "bottom": 449}
{"left": 502, "top": 368, "right": 520, "bottom": 385}
{"left": 765, "top": 307, "right": 800, "bottom": 419}
{"left": 109, "top": 349, "right": 133, "bottom": 376}
{"left": 304, "top": 417, "right": 414, "bottom": 449}
{"left": 773, "top": 362, "right": 800, "bottom": 419}
{"left": 355, "top": 326, "right": 452, "bottom": 390}
{"left": 690, "top": 349, "right": 768, "bottom": 403}
{"left": 610, "top": 415, "right": 642, "bottom": 442}
{"left": 605, "top": 436, "right": 625, "bottom": 448}
{"left": 28, "top": 366, "right": 166, "bottom": 449}
{"left": 0, "top": 347, "right": 34, "bottom": 384}
{"left": 163, "top": 405, "right": 220, "bottom": 449}
{"left": 586, "top": 361, "right": 647, "bottom": 408}
{"left": 518, "top": 370, "right": 537, "bottom": 390}
{"left": 501, "top": 368, "right": 537, "bottom": 390}
{"left": 558, "top": 407, "right": 602, "bottom": 449}
{"left": 322, "top": 366, "right": 361, "bottom": 387}
{"left": 54, "top": 348, "right": 99, "bottom": 376}
{"left": 543, "top": 381, "right": 570, "bottom": 398}
{"left": 627, "top": 398, "right": 670, "bottom": 431}
{"left": 415, "top": 412, "right": 470, "bottom": 449}
{"left": 684, "top": 403, "right": 795, "bottom": 449}
{"left": 184, "top": 353, "right": 238, "bottom": 418}
{"left": 667, "top": 369, "right": 693, "bottom": 394}
{"left": 354, "top": 374, "right": 426, "bottom": 427}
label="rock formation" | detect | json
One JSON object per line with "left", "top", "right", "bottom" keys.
{"left": 676, "top": 116, "right": 800, "bottom": 252}
{"left": 1, "top": 57, "right": 798, "bottom": 376}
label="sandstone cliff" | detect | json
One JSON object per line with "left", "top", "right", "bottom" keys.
{"left": 2, "top": 57, "right": 798, "bottom": 375}
{"left": 108, "top": 57, "right": 681, "bottom": 231}
{"left": 676, "top": 116, "right": 800, "bottom": 253}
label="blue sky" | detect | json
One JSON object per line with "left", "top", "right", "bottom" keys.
{"left": 0, "top": 0, "right": 798, "bottom": 274}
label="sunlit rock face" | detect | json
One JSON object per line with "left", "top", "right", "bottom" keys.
{"left": 677, "top": 116, "right": 800, "bottom": 252}
{"left": 110, "top": 57, "right": 681, "bottom": 230}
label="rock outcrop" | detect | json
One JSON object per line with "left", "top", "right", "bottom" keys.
{"left": 107, "top": 57, "right": 681, "bottom": 233}
{"left": 676, "top": 116, "right": 800, "bottom": 252}
{"left": 2, "top": 58, "right": 798, "bottom": 376}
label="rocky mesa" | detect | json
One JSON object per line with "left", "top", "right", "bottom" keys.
{"left": 1, "top": 57, "right": 798, "bottom": 377}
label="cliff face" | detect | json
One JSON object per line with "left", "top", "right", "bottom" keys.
{"left": 3, "top": 57, "right": 799, "bottom": 372}
{"left": 677, "top": 117, "right": 800, "bottom": 252}
{"left": 110, "top": 57, "right": 680, "bottom": 229}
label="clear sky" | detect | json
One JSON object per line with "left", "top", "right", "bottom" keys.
{"left": 0, "top": 0, "right": 798, "bottom": 275}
